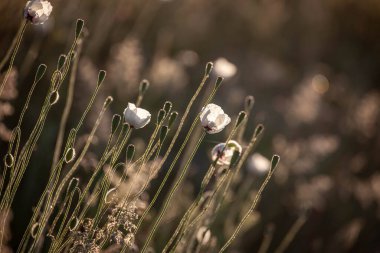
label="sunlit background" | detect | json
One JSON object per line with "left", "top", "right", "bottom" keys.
{"left": 1, "top": 0, "right": 380, "bottom": 252}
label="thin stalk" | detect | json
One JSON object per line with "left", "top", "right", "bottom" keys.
{"left": 133, "top": 67, "right": 214, "bottom": 234}
{"left": 1, "top": 69, "right": 55, "bottom": 210}
{"left": 0, "top": 128, "right": 20, "bottom": 194}
{"left": 183, "top": 170, "right": 231, "bottom": 239}
{"left": 47, "top": 182, "right": 80, "bottom": 238}
{"left": 0, "top": 20, "right": 27, "bottom": 70}
{"left": 140, "top": 131, "right": 206, "bottom": 253}
{"left": 0, "top": 20, "right": 27, "bottom": 96}
{"left": 120, "top": 119, "right": 162, "bottom": 204}
{"left": 52, "top": 187, "right": 81, "bottom": 241}
{"left": 119, "top": 132, "right": 171, "bottom": 253}
{"left": 51, "top": 39, "right": 83, "bottom": 166}
{"left": 218, "top": 157, "right": 278, "bottom": 253}
{"left": 273, "top": 214, "right": 307, "bottom": 253}
{"left": 1, "top": 20, "right": 82, "bottom": 214}
{"left": 18, "top": 84, "right": 107, "bottom": 253}
{"left": 50, "top": 127, "right": 130, "bottom": 252}
{"left": 1, "top": 79, "right": 57, "bottom": 249}
{"left": 258, "top": 224, "right": 275, "bottom": 253}
{"left": 165, "top": 166, "right": 218, "bottom": 253}
{"left": 210, "top": 124, "right": 264, "bottom": 224}
{"left": 17, "top": 97, "right": 110, "bottom": 253}
{"left": 165, "top": 113, "right": 245, "bottom": 253}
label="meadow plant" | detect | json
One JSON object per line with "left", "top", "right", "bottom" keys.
{"left": 0, "top": 3, "right": 289, "bottom": 253}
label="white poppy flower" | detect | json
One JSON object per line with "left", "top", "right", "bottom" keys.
{"left": 211, "top": 140, "right": 242, "bottom": 166}
{"left": 200, "top": 103, "right": 231, "bottom": 134}
{"left": 214, "top": 57, "right": 237, "bottom": 78}
{"left": 248, "top": 153, "right": 270, "bottom": 174}
{"left": 24, "top": 0, "right": 53, "bottom": 25}
{"left": 123, "top": 103, "right": 151, "bottom": 129}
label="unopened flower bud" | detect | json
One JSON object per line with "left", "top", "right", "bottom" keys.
{"left": 64, "top": 148, "right": 76, "bottom": 163}
{"left": 157, "top": 109, "right": 166, "bottom": 124}
{"left": 139, "top": 79, "right": 150, "bottom": 96}
{"left": 126, "top": 144, "right": 135, "bottom": 162}
{"left": 111, "top": 114, "right": 121, "bottom": 134}
{"left": 168, "top": 111, "right": 178, "bottom": 128}
{"left": 205, "top": 62, "right": 213, "bottom": 76}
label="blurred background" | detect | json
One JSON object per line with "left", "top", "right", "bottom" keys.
{"left": 1, "top": 0, "right": 380, "bottom": 252}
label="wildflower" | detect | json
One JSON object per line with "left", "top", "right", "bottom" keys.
{"left": 24, "top": 0, "right": 53, "bottom": 25}
{"left": 211, "top": 140, "right": 242, "bottom": 166}
{"left": 200, "top": 103, "right": 231, "bottom": 134}
{"left": 214, "top": 57, "right": 237, "bottom": 78}
{"left": 248, "top": 153, "right": 270, "bottom": 174}
{"left": 123, "top": 103, "right": 151, "bottom": 129}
